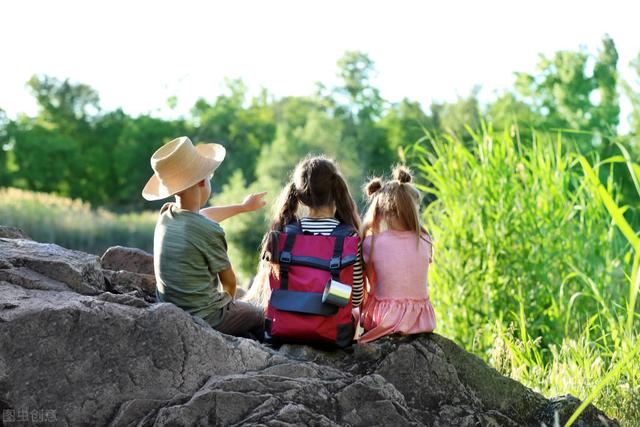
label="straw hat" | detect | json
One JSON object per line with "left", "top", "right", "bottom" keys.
{"left": 142, "top": 136, "right": 226, "bottom": 201}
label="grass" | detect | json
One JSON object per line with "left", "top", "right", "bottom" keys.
{"left": 0, "top": 187, "right": 156, "bottom": 256}
{"left": 0, "top": 186, "right": 259, "bottom": 287}
{"left": 412, "top": 125, "right": 640, "bottom": 425}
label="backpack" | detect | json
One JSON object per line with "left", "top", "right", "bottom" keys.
{"left": 265, "top": 221, "right": 359, "bottom": 347}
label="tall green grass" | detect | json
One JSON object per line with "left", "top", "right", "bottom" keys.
{"left": 0, "top": 188, "right": 156, "bottom": 255}
{"left": 413, "top": 126, "right": 639, "bottom": 424}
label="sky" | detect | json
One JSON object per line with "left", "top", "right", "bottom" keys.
{"left": 1, "top": 0, "right": 639, "bottom": 130}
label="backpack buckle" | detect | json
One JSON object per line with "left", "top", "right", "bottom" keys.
{"left": 280, "top": 251, "right": 292, "bottom": 264}
{"left": 329, "top": 257, "right": 341, "bottom": 270}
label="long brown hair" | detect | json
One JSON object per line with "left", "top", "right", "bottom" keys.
{"left": 361, "top": 165, "right": 430, "bottom": 260}
{"left": 248, "top": 155, "right": 361, "bottom": 308}
{"left": 270, "top": 155, "right": 360, "bottom": 232}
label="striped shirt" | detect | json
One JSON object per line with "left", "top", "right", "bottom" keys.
{"left": 299, "top": 217, "right": 364, "bottom": 307}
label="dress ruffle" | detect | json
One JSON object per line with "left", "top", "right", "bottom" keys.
{"left": 358, "top": 295, "right": 436, "bottom": 343}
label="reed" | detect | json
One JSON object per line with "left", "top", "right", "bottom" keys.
{"left": 413, "top": 126, "right": 639, "bottom": 424}
{"left": 0, "top": 188, "right": 156, "bottom": 255}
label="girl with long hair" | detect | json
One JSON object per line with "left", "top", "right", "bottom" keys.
{"left": 357, "top": 165, "right": 436, "bottom": 343}
{"left": 244, "top": 155, "right": 364, "bottom": 312}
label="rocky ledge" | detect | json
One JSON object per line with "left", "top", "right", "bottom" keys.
{"left": 0, "top": 227, "right": 617, "bottom": 426}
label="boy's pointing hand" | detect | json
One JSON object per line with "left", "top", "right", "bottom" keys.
{"left": 242, "top": 192, "right": 268, "bottom": 212}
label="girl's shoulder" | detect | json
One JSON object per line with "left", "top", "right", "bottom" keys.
{"left": 379, "top": 229, "right": 416, "bottom": 238}
{"left": 365, "top": 229, "right": 432, "bottom": 247}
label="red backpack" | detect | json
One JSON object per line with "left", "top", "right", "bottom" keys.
{"left": 265, "top": 221, "right": 359, "bottom": 347}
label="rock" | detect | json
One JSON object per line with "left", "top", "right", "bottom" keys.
{"left": 101, "top": 246, "right": 154, "bottom": 275}
{"left": 103, "top": 270, "right": 156, "bottom": 302}
{"left": 0, "top": 232, "right": 619, "bottom": 426}
{"left": 0, "top": 226, "right": 30, "bottom": 240}
{"left": 100, "top": 246, "right": 156, "bottom": 302}
{"left": 0, "top": 238, "right": 104, "bottom": 295}
{"left": 275, "top": 335, "right": 549, "bottom": 426}
{"left": 541, "top": 395, "right": 617, "bottom": 427}
{"left": 0, "top": 282, "right": 273, "bottom": 426}
{"left": 0, "top": 285, "right": 618, "bottom": 427}
{"left": 100, "top": 246, "right": 245, "bottom": 302}
{"left": 97, "top": 291, "right": 151, "bottom": 308}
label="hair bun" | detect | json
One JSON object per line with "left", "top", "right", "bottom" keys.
{"left": 393, "top": 165, "right": 413, "bottom": 183}
{"left": 365, "top": 177, "right": 383, "bottom": 197}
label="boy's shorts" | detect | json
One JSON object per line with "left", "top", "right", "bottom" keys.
{"left": 212, "top": 300, "right": 265, "bottom": 341}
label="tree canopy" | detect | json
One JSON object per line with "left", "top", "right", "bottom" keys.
{"left": 0, "top": 36, "right": 638, "bottom": 220}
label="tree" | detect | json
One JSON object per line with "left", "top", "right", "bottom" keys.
{"left": 332, "top": 51, "right": 393, "bottom": 178}
{"left": 380, "top": 99, "right": 433, "bottom": 149}
{"left": 273, "top": 96, "right": 323, "bottom": 129}
{"left": 514, "top": 35, "right": 620, "bottom": 151}
{"left": 255, "top": 110, "right": 353, "bottom": 195}
{"left": 486, "top": 92, "right": 541, "bottom": 131}
{"left": 26, "top": 75, "right": 108, "bottom": 203}
{"left": 591, "top": 35, "right": 620, "bottom": 135}
{"left": 18, "top": 76, "right": 190, "bottom": 208}
{"left": 10, "top": 118, "right": 77, "bottom": 194}
{"left": 335, "top": 51, "right": 385, "bottom": 120}
{"left": 112, "top": 114, "right": 189, "bottom": 209}
{"left": 430, "top": 88, "right": 482, "bottom": 142}
{"left": 191, "top": 79, "right": 275, "bottom": 188}
{"left": 27, "top": 75, "right": 100, "bottom": 133}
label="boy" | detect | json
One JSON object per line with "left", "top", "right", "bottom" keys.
{"left": 142, "top": 136, "right": 265, "bottom": 339}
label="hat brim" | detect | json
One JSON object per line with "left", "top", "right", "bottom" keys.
{"left": 142, "top": 143, "right": 226, "bottom": 201}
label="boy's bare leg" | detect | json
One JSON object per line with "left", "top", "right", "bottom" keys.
{"left": 215, "top": 300, "right": 265, "bottom": 340}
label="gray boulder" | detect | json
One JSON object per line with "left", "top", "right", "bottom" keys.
{"left": 103, "top": 269, "right": 157, "bottom": 302}
{"left": 100, "top": 246, "right": 157, "bottom": 302}
{"left": 0, "top": 234, "right": 618, "bottom": 426}
{"left": 0, "top": 226, "right": 31, "bottom": 240}
{"left": 0, "top": 238, "right": 104, "bottom": 295}
{"left": 101, "top": 246, "right": 155, "bottom": 275}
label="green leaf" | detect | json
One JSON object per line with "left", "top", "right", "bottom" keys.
{"left": 615, "top": 143, "right": 640, "bottom": 198}
{"left": 578, "top": 156, "right": 640, "bottom": 252}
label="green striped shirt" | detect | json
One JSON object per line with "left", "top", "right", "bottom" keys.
{"left": 154, "top": 203, "right": 232, "bottom": 326}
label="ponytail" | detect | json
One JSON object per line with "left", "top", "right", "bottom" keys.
{"left": 274, "top": 182, "right": 299, "bottom": 231}
{"left": 259, "top": 181, "right": 299, "bottom": 266}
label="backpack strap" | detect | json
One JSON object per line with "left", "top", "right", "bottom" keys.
{"left": 330, "top": 223, "right": 356, "bottom": 237}
{"left": 284, "top": 220, "right": 303, "bottom": 234}
{"left": 330, "top": 223, "right": 356, "bottom": 280}
{"left": 330, "top": 234, "right": 345, "bottom": 280}
{"left": 279, "top": 222, "right": 300, "bottom": 290}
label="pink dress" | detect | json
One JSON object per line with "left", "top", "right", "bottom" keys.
{"left": 358, "top": 230, "right": 436, "bottom": 343}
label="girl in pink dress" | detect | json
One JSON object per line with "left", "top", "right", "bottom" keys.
{"left": 357, "top": 166, "right": 436, "bottom": 343}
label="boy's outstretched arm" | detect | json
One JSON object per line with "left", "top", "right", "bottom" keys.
{"left": 218, "top": 266, "right": 237, "bottom": 299}
{"left": 200, "top": 192, "right": 267, "bottom": 223}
